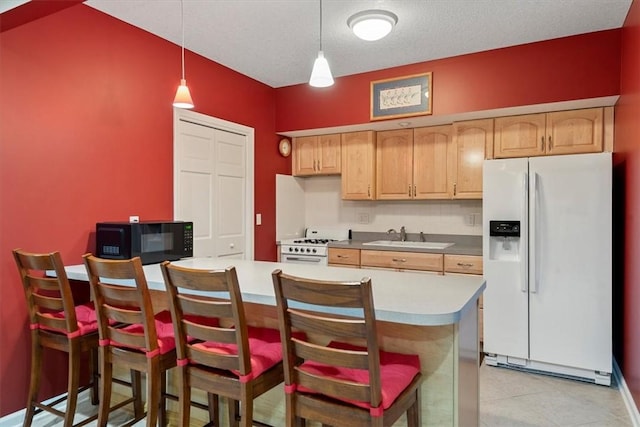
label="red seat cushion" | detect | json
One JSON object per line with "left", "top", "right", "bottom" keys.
{"left": 40, "top": 302, "right": 99, "bottom": 336}
{"left": 192, "top": 326, "right": 287, "bottom": 378}
{"left": 296, "top": 341, "right": 421, "bottom": 411}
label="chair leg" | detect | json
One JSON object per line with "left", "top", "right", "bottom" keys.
{"left": 145, "top": 359, "right": 161, "bottom": 427}
{"left": 90, "top": 346, "right": 99, "bottom": 405}
{"left": 228, "top": 398, "right": 240, "bottom": 427}
{"left": 131, "top": 369, "right": 143, "bottom": 419}
{"left": 158, "top": 370, "right": 168, "bottom": 427}
{"left": 406, "top": 389, "right": 421, "bottom": 427}
{"left": 207, "top": 393, "right": 219, "bottom": 427}
{"left": 97, "top": 350, "right": 113, "bottom": 427}
{"left": 178, "top": 367, "right": 192, "bottom": 427}
{"left": 23, "top": 333, "right": 42, "bottom": 427}
{"left": 63, "top": 341, "right": 82, "bottom": 427}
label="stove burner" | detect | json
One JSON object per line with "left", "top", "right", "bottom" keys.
{"left": 293, "top": 238, "right": 335, "bottom": 244}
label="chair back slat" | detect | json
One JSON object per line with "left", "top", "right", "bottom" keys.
{"left": 293, "top": 339, "right": 369, "bottom": 370}
{"left": 13, "top": 249, "right": 79, "bottom": 333}
{"left": 295, "top": 369, "right": 372, "bottom": 403}
{"left": 178, "top": 294, "right": 234, "bottom": 319}
{"left": 161, "top": 262, "right": 251, "bottom": 375}
{"left": 272, "top": 269, "right": 383, "bottom": 410}
{"left": 32, "top": 293, "right": 65, "bottom": 311}
{"left": 189, "top": 347, "right": 243, "bottom": 372}
{"left": 103, "top": 304, "right": 144, "bottom": 325}
{"left": 184, "top": 323, "right": 237, "bottom": 345}
{"left": 277, "top": 276, "right": 366, "bottom": 308}
{"left": 108, "top": 326, "right": 148, "bottom": 350}
{"left": 289, "top": 310, "right": 367, "bottom": 339}
{"left": 83, "top": 254, "right": 159, "bottom": 353}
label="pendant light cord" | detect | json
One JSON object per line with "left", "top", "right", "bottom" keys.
{"left": 181, "top": 0, "right": 186, "bottom": 80}
{"left": 319, "top": 0, "right": 323, "bottom": 51}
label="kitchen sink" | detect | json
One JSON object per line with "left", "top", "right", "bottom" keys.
{"left": 362, "top": 240, "right": 454, "bottom": 250}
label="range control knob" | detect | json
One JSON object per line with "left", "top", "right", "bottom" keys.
{"left": 288, "top": 247, "right": 293, "bottom": 252}
{"left": 312, "top": 248, "right": 317, "bottom": 253}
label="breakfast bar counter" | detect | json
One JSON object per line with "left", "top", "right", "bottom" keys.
{"left": 64, "top": 258, "right": 485, "bottom": 426}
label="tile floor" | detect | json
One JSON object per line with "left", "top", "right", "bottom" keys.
{"left": 1, "top": 361, "right": 636, "bottom": 426}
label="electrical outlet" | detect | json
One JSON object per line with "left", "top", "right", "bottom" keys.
{"left": 464, "top": 214, "right": 475, "bottom": 226}
{"left": 129, "top": 215, "right": 139, "bottom": 223}
{"left": 358, "top": 212, "right": 370, "bottom": 224}
{"left": 256, "top": 213, "right": 262, "bottom": 225}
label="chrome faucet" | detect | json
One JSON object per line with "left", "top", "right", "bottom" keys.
{"left": 400, "top": 226, "right": 406, "bottom": 242}
{"left": 387, "top": 228, "right": 398, "bottom": 240}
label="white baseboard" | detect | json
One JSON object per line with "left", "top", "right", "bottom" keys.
{"left": 614, "top": 358, "right": 640, "bottom": 427}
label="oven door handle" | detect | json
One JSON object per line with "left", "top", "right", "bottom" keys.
{"left": 283, "top": 256, "right": 323, "bottom": 263}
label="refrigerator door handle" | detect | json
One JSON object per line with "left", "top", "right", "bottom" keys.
{"left": 530, "top": 171, "right": 538, "bottom": 294}
{"left": 521, "top": 173, "right": 528, "bottom": 292}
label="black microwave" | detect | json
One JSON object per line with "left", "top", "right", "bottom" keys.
{"left": 95, "top": 221, "right": 193, "bottom": 265}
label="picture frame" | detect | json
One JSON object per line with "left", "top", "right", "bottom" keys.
{"left": 370, "top": 72, "right": 432, "bottom": 121}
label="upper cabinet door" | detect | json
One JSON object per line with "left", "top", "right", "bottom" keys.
{"left": 451, "top": 119, "right": 493, "bottom": 199}
{"left": 292, "top": 134, "right": 341, "bottom": 176}
{"left": 293, "top": 136, "right": 318, "bottom": 176}
{"left": 494, "top": 113, "right": 546, "bottom": 158}
{"left": 413, "top": 125, "right": 452, "bottom": 199}
{"left": 341, "top": 131, "right": 376, "bottom": 200}
{"left": 376, "top": 129, "right": 413, "bottom": 200}
{"left": 546, "top": 108, "right": 603, "bottom": 156}
{"left": 317, "top": 134, "right": 341, "bottom": 174}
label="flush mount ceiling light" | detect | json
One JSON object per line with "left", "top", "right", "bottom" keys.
{"left": 309, "top": 0, "right": 334, "bottom": 88}
{"left": 173, "top": 0, "right": 194, "bottom": 109}
{"left": 347, "top": 9, "right": 398, "bottom": 41}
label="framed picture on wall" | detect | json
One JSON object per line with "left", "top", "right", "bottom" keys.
{"left": 370, "top": 72, "right": 432, "bottom": 121}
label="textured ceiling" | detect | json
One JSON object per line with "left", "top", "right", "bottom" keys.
{"left": 86, "top": 0, "right": 632, "bottom": 88}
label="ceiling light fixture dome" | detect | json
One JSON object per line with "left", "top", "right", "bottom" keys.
{"left": 348, "top": 9, "right": 398, "bottom": 41}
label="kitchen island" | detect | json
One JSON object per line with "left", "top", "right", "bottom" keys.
{"left": 64, "top": 258, "right": 485, "bottom": 426}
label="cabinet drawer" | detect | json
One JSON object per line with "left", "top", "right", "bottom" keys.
{"left": 444, "top": 254, "right": 483, "bottom": 275}
{"left": 328, "top": 248, "right": 360, "bottom": 266}
{"left": 361, "top": 250, "right": 443, "bottom": 272}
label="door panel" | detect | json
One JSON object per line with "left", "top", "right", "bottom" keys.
{"left": 528, "top": 153, "right": 611, "bottom": 371}
{"left": 482, "top": 158, "right": 529, "bottom": 359}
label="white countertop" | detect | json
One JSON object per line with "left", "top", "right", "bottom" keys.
{"left": 64, "top": 258, "right": 485, "bottom": 327}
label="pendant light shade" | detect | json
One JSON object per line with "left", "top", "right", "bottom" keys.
{"left": 173, "top": 0, "right": 194, "bottom": 109}
{"left": 309, "top": 0, "right": 334, "bottom": 88}
{"left": 173, "top": 79, "right": 194, "bottom": 108}
{"left": 310, "top": 51, "right": 334, "bottom": 88}
{"left": 347, "top": 10, "right": 398, "bottom": 41}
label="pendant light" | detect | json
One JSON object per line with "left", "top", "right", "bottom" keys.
{"left": 173, "top": 0, "right": 194, "bottom": 109}
{"left": 309, "top": 0, "right": 334, "bottom": 88}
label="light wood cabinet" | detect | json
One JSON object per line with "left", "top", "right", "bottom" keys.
{"left": 376, "top": 126, "right": 452, "bottom": 200}
{"left": 328, "top": 248, "right": 360, "bottom": 267}
{"left": 292, "top": 134, "right": 341, "bottom": 176}
{"left": 443, "top": 254, "right": 484, "bottom": 341}
{"left": 494, "top": 108, "right": 604, "bottom": 159}
{"left": 375, "top": 129, "right": 413, "bottom": 200}
{"left": 451, "top": 119, "right": 493, "bottom": 199}
{"left": 360, "top": 250, "right": 443, "bottom": 273}
{"left": 341, "top": 131, "right": 376, "bottom": 200}
{"left": 443, "top": 254, "right": 483, "bottom": 275}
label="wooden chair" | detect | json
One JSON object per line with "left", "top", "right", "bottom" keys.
{"left": 82, "top": 254, "right": 177, "bottom": 427}
{"left": 160, "top": 261, "right": 286, "bottom": 427}
{"left": 271, "top": 269, "right": 424, "bottom": 427}
{"left": 13, "top": 249, "right": 100, "bottom": 427}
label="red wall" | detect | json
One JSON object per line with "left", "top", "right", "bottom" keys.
{"left": 0, "top": 4, "right": 288, "bottom": 416}
{"left": 615, "top": 0, "right": 640, "bottom": 408}
{"left": 276, "top": 30, "right": 621, "bottom": 132}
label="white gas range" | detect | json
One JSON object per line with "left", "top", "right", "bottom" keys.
{"left": 279, "top": 227, "right": 350, "bottom": 265}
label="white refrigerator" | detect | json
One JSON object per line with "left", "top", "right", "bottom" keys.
{"left": 482, "top": 152, "right": 612, "bottom": 385}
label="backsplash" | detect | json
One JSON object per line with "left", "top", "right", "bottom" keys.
{"left": 302, "top": 176, "right": 482, "bottom": 236}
